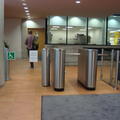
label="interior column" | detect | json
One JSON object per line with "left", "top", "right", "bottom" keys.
{"left": 0, "top": 0, "right": 5, "bottom": 86}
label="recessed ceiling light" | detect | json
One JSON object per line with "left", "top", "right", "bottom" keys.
{"left": 27, "top": 17, "right": 31, "bottom": 19}
{"left": 26, "top": 13, "right": 30, "bottom": 15}
{"left": 27, "top": 15, "right": 31, "bottom": 18}
{"left": 24, "top": 7, "right": 28, "bottom": 10}
{"left": 25, "top": 10, "right": 29, "bottom": 13}
{"left": 22, "top": 3, "right": 27, "bottom": 6}
{"left": 28, "top": 15, "right": 31, "bottom": 17}
{"left": 75, "top": 0, "right": 80, "bottom": 4}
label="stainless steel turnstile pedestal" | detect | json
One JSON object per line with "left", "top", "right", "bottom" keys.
{"left": 42, "top": 48, "right": 50, "bottom": 87}
{"left": 4, "top": 47, "right": 9, "bottom": 80}
{"left": 53, "top": 48, "right": 65, "bottom": 91}
{"left": 78, "top": 49, "right": 97, "bottom": 90}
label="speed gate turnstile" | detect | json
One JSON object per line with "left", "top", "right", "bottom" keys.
{"left": 42, "top": 48, "right": 65, "bottom": 91}
{"left": 42, "top": 48, "right": 98, "bottom": 91}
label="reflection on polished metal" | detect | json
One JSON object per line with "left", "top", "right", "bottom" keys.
{"left": 78, "top": 49, "right": 97, "bottom": 90}
{"left": 4, "top": 47, "right": 9, "bottom": 80}
{"left": 110, "top": 49, "right": 114, "bottom": 83}
{"left": 42, "top": 48, "right": 50, "bottom": 87}
{"left": 115, "top": 50, "right": 119, "bottom": 89}
{"left": 53, "top": 48, "right": 65, "bottom": 91}
{"left": 100, "top": 48, "right": 104, "bottom": 80}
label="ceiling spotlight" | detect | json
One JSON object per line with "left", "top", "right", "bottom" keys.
{"left": 25, "top": 10, "right": 29, "bottom": 13}
{"left": 27, "top": 15, "right": 31, "bottom": 18}
{"left": 26, "top": 13, "right": 30, "bottom": 15}
{"left": 22, "top": 3, "right": 27, "bottom": 6}
{"left": 24, "top": 7, "right": 28, "bottom": 10}
{"left": 75, "top": 0, "right": 80, "bottom": 4}
{"left": 27, "top": 17, "right": 31, "bottom": 19}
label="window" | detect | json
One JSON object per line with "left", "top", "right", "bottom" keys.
{"left": 47, "top": 16, "right": 67, "bottom": 44}
{"left": 68, "top": 17, "right": 87, "bottom": 44}
{"left": 47, "top": 16, "right": 108, "bottom": 45}
{"left": 88, "top": 18, "right": 106, "bottom": 45}
{"left": 107, "top": 16, "right": 120, "bottom": 45}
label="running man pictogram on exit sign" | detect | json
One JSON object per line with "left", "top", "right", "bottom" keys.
{"left": 8, "top": 52, "right": 15, "bottom": 60}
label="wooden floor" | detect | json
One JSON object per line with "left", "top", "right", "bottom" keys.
{"left": 0, "top": 59, "right": 120, "bottom": 120}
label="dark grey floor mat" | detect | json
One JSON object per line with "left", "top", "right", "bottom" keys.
{"left": 42, "top": 94, "right": 120, "bottom": 120}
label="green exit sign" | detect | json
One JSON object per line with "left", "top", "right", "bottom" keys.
{"left": 8, "top": 52, "right": 15, "bottom": 60}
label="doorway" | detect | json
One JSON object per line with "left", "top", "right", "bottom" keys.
{"left": 28, "top": 28, "right": 45, "bottom": 59}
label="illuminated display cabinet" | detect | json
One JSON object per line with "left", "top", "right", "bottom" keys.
{"left": 46, "top": 15, "right": 120, "bottom": 45}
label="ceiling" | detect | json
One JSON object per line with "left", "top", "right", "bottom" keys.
{"left": 5, "top": 0, "right": 120, "bottom": 19}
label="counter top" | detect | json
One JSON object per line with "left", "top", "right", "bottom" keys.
{"left": 46, "top": 44, "right": 120, "bottom": 49}
{"left": 83, "top": 45, "right": 120, "bottom": 49}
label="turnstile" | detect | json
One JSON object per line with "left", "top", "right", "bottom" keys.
{"left": 4, "top": 47, "right": 9, "bottom": 80}
{"left": 52, "top": 48, "right": 65, "bottom": 91}
{"left": 78, "top": 49, "right": 97, "bottom": 90}
{"left": 42, "top": 48, "right": 50, "bottom": 87}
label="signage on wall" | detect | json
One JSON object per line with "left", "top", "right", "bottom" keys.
{"left": 8, "top": 52, "right": 15, "bottom": 60}
{"left": 29, "top": 50, "right": 38, "bottom": 62}
{"left": 114, "top": 32, "right": 120, "bottom": 45}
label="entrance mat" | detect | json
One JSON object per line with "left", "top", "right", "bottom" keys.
{"left": 42, "top": 94, "right": 120, "bottom": 120}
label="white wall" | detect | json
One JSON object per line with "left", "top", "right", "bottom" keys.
{"left": 51, "top": 30, "right": 66, "bottom": 44}
{"left": 26, "top": 19, "right": 45, "bottom": 28}
{"left": 51, "top": 29, "right": 104, "bottom": 44}
{"left": 21, "top": 19, "right": 28, "bottom": 59}
{"left": 21, "top": 19, "right": 45, "bottom": 58}
{"left": 4, "top": 18, "right": 45, "bottom": 58}
{"left": 89, "top": 29, "right": 103, "bottom": 44}
{"left": 4, "top": 19, "right": 22, "bottom": 58}
{"left": 108, "top": 17, "right": 120, "bottom": 28}
{"left": 51, "top": 29, "right": 86, "bottom": 44}
{"left": 88, "top": 18, "right": 104, "bottom": 27}
{"left": 50, "top": 16, "right": 66, "bottom": 26}
{"left": 68, "top": 17, "right": 87, "bottom": 26}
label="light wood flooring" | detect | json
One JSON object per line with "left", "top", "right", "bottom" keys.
{"left": 0, "top": 59, "right": 120, "bottom": 120}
